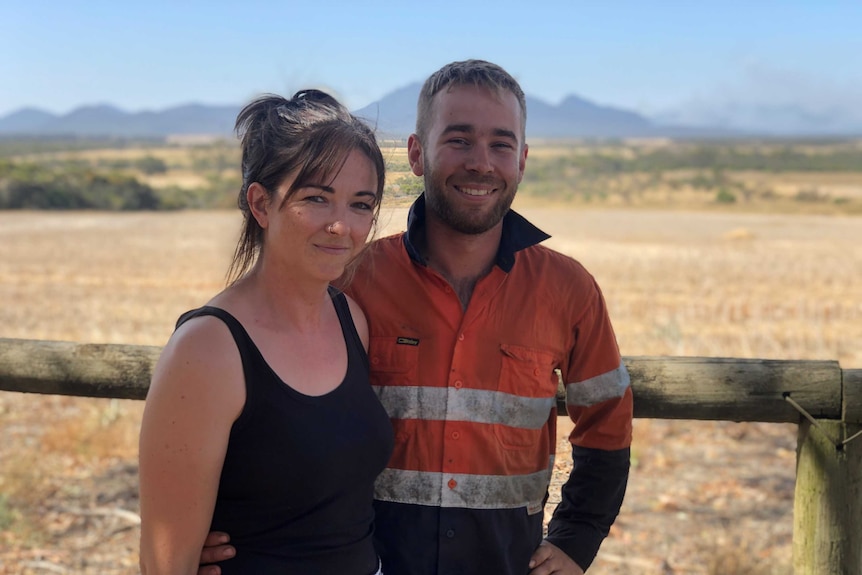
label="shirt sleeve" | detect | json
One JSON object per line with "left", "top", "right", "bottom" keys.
{"left": 546, "top": 446, "right": 630, "bottom": 570}
{"left": 546, "top": 276, "right": 633, "bottom": 569}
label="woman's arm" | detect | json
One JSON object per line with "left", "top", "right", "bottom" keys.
{"left": 139, "top": 317, "right": 245, "bottom": 575}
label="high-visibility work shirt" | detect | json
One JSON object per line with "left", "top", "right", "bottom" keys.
{"left": 347, "top": 196, "right": 633, "bottom": 575}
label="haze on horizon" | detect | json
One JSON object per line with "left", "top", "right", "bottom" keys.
{"left": 2, "top": 0, "right": 860, "bottom": 132}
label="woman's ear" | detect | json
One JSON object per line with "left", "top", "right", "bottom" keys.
{"left": 247, "top": 183, "right": 269, "bottom": 229}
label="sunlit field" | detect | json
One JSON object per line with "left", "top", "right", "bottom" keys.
{"left": 0, "top": 198, "right": 860, "bottom": 573}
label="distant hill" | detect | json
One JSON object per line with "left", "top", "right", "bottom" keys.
{"left": 0, "top": 108, "right": 58, "bottom": 133}
{"left": 352, "top": 83, "right": 421, "bottom": 138}
{"left": 350, "top": 83, "right": 730, "bottom": 139}
{"left": 0, "top": 103, "right": 240, "bottom": 138}
{"left": 654, "top": 102, "right": 862, "bottom": 137}
{"left": 2, "top": 86, "right": 854, "bottom": 140}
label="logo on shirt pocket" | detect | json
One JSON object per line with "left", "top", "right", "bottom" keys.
{"left": 369, "top": 336, "right": 420, "bottom": 385}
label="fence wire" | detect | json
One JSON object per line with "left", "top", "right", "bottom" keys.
{"left": 784, "top": 392, "right": 862, "bottom": 449}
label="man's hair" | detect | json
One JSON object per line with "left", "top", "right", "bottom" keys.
{"left": 415, "top": 59, "right": 527, "bottom": 142}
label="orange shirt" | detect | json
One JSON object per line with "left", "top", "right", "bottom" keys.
{"left": 345, "top": 197, "right": 632, "bottom": 574}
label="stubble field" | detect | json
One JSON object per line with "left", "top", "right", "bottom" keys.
{"left": 0, "top": 202, "right": 860, "bottom": 574}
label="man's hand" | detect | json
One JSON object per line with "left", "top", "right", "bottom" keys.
{"left": 528, "top": 541, "right": 585, "bottom": 575}
{"left": 196, "top": 531, "right": 235, "bottom": 575}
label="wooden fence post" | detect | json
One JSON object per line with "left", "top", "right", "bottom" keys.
{"left": 792, "top": 368, "right": 862, "bottom": 575}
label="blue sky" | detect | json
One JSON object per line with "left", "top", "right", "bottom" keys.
{"left": 2, "top": 0, "right": 861, "bottom": 127}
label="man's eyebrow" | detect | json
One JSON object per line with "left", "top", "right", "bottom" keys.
{"left": 441, "top": 124, "right": 517, "bottom": 141}
{"left": 441, "top": 124, "right": 474, "bottom": 136}
{"left": 492, "top": 128, "right": 518, "bottom": 141}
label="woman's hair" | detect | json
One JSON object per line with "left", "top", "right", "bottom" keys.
{"left": 226, "top": 89, "right": 386, "bottom": 285}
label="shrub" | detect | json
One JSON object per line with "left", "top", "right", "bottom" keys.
{"left": 135, "top": 155, "right": 168, "bottom": 175}
{"left": 715, "top": 188, "right": 737, "bottom": 204}
{"left": 386, "top": 175, "right": 425, "bottom": 197}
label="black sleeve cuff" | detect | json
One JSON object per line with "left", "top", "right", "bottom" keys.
{"left": 546, "top": 446, "right": 630, "bottom": 571}
{"left": 546, "top": 524, "right": 606, "bottom": 572}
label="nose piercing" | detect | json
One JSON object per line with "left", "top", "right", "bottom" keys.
{"left": 327, "top": 223, "right": 336, "bottom": 234}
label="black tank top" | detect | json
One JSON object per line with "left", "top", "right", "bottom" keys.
{"left": 176, "top": 287, "right": 394, "bottom": 574}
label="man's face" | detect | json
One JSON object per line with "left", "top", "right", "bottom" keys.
{"left": 408, "top": 84, "right": 527, "bottom": 235}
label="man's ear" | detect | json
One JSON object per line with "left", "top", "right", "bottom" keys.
{"left": 247, "top": 182, "right": 269, "bottom": 229}
{"left": 518, "top": 143, "right": 529, "bottom": 183}
{"left": 407, "top": 134, "right": 424, "bottom": 177}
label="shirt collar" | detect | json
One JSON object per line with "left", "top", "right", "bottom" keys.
{"left": 403, "top": 193, "right": 551, "bottom": 273}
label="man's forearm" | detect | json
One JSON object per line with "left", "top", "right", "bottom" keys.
{"left": 546, "top": 446, "right": 630, "bottom": 571}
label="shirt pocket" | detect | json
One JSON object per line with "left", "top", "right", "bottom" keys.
{"left": 494, "top": 343, "right": 559, "bottom": 449}
{"left": 368, "top": 336, "right": 420, "bottom": 386}
{"left": 367, "top": 336, "right": 421, "bottom": 446}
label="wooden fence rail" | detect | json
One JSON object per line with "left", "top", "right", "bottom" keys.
{"left": 1, "top": 337, "right": 860, "bottom": 574}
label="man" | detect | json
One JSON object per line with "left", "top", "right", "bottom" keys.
{"left": 199, "top": 59, "right": 632, "bottom": 575}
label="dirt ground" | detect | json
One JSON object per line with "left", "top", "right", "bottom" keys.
{"left": 1, "top": 205, "right": 859, "bottom": 574}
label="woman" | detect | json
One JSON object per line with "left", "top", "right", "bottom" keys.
{"left": 139, "top": 90, "right": 394, "bottom": 574}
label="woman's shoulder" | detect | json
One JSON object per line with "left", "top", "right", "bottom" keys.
{"left": 151, "top": 310, "right": 246, "bottom": 410}
{"left": 171, "top": 310, "right": 236, "bottom": 350}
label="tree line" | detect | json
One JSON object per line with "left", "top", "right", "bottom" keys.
{"left": 0, "top": 159, "right": 164, "bottom": 210}
{"left": 0, "top": 156, "right": 240, "bottom": 210}
{"left": 523, "top": 142, "right": 862, "bottom": 183}
{"left": 2, "top": 139, "right": 861, "bottom": 210}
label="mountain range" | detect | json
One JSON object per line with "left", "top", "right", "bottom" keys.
{"left": 1, "top": 83, "right": 857, "bottom": 140}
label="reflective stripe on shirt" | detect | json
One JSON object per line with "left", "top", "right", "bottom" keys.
{"left": 565, "top": 363, "right": 631, "bottom": 407}
{"left": 374, "top": 457, "right": 554, "bottom": 509}
{"left": 372, "top": 385, "right": 556, "bottom": 429}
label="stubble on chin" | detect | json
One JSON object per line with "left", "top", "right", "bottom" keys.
{"left": 425, "top": 187, "right": 515, "bottom": 235}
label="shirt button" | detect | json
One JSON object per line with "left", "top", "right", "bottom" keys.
{"left": 446, "top": 529, "right": 455, "bottom": 538}
{"left": 457, "top": 334, "right": 465, "bottom": 341}
{"left": 371, "top": 357, "right": 380, "bottom": 365}
{"left": 533, "top": 367, "right": 541, "bottom": 376}
{"left": 453, "top": 380, "right": 463, "bottom": 389}
{"left": 448, "top": 479, "right": 457, "bottom": 489}
{"left": 451, "top": 431, "right": 460, "bottom": 440}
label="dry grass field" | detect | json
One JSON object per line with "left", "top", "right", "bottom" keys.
{"left": 0, "top": 201, "right": 860, "bottom": 574}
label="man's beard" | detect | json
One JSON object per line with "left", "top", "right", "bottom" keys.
{"left": 423, "top": 160, "right": 516, "bottom": 235}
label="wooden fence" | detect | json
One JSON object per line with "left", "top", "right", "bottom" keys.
{"left": 1, "top": 337, "right": 860, "bottom": 575}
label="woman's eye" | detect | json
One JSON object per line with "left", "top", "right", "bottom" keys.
{"left": 304, "top": 195, "right": 326, "bottom": 203}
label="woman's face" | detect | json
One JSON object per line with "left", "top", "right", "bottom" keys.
{"left": 262, "top": 149, "right": 379, "bottom": 283}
